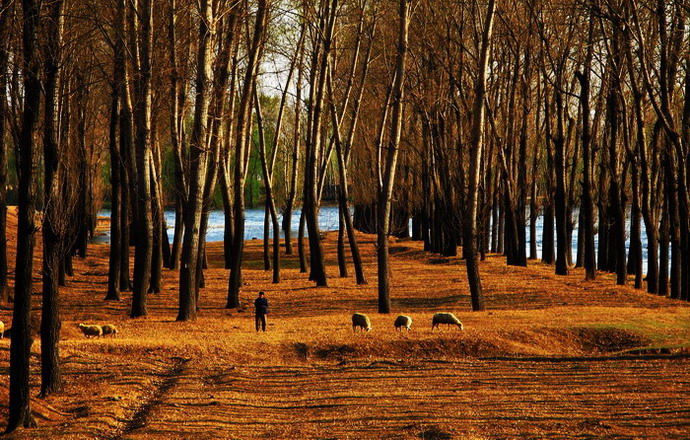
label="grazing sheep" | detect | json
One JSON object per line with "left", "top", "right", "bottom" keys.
{"left": 394, "top": 315, "right": 412, "bottom": 332}
{"left": 431, "top": 313, "right": 464, "bottom": 331}
{"left": 0, "top": 320, "right": 4, "bottom": 339}
{"left": 78, "top": 323, "right": 103, "bottom": 338}
{"left": 100, "top": 324, "right": 119, "bottom": 337}
{"left": 351, "top": 313, "right": 372, "bottom": 332}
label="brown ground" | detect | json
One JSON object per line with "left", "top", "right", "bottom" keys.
{"left": 0, "top": 208, "right": 688, "bottom": 439}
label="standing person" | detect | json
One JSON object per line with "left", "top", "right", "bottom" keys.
{"left": 254, "top": 291, "right": 268, "bottom": 332}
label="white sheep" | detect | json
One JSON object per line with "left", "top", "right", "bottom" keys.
{"left": 78, "top": 323, "right": 103, "bottom": 338}
{"left": 0, "top": 320, "right": 4, "bottom": 338}
{"left": 431, "top": 312, "right": 464, "bottom": 331}
{"left": 100, "top": 324, "right": 119, "bottom": 337}
{"left": 394, "top": 315, "right": 412, "bottom": 331}
{"left": 351, "top": 313, "right": 372, "bottom": 332}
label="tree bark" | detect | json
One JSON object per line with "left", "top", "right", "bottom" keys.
{"left": 227, "top": 0, "right": 269, "bottom": 308}
{"left": 574, "top": 20, "right": 596, "bottom": 280}
{"left": 40, "top": 0, "right": 65, "bottom": 398}
{"left": 7, "top": 0, "right": 41, "bottom": 431}
{"left": 131, "top": 0, "right": 154, "bottom": 318}
{"left": 178, "top": 0, "right": 214, "bottom": 321}
{"left": 0, "top": 0, "right": 13, "bottom": 303}
{"left": 463, "top": 0, "right": 495, "bottom": 312}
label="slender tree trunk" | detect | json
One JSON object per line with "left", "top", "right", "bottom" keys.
{"left": 303, "top": 0, "right": 337, "bottom": 288}
{"left": 463, "top": 0, "right": 495, "bottom": 312}
{"left": 377, "top": 0, "right": 410, "bottom": 313}
{"left": 659, "top": 201, "right": 669, "bottom": 296}
{"left": 606, "top": 71, "right": 626, "bottom": 285}
{"left": 575, "top": 34, "right": 596, "bottom": 279}
{"left": 0, "top": 0, "right": 12, "bottom": 303}
{"left": 106, "top": 78, "right": 122, "bottom": 300}
{"left": 298, "top": 209, "right": 308, "bottom": 273}
{"left": 178, "top": 0, "right": 214, "bottom": 321}
{"left": 219, "top": 161, "right": 234, "bottom": 269}
{"left": 40, "top": 0, "right": 65, "bottom": 398}
{"left": 149, "top": 147, "right": 163, "bottom": 294}
{"left": 168, "top": 0, "right": 186, "bottom": 270}
{"left": 118, "top": 20, "right": 133, "bottom": 292}
{"left": 255, "top": 93, "right": 281, "bottom": 283}
{"left": 7, "top": 0, "right": 41, "bottom": 431}
{"left": 227, "top": 0, "right": 269, "bottom": 308}
{"left": 130, "top": 0, "right": 154, "bottom": 318}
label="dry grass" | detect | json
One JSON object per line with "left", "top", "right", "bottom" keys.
{"left": 0, "top": 208, "right": 688, "bottom": 439}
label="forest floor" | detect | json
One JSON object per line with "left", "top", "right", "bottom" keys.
{"left": 0, "top": 208, "right": 689, "bottom": 439}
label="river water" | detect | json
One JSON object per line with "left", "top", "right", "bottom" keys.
{"left": 99, "top": 207, "right": 662, "bottom": 274}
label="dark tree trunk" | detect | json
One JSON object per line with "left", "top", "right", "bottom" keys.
{"left": 575, "top": 58, "right": 596, "bottom": 280}
{"left": 337, "top": 209, "right": 348, "bottom": 277}
{"left": 659, "top": 203, "right": 669, "bottom": 296}
{"left": 553, "top": 93, "right": 569, "bottom": 276}
{"left": 7, "top": 0, "right": 41, "bottom": 431}
{"left": 106, "top": 80, "right": 122, "bottom": 301}
{"left": 542, "top": 203, "right": 555, "bottom": 264}
{"left": 597, "top": 167, "right": 609, "bottom": 271}
{"left": 606, "top": 82, "right": 626, "bottom": 285}
{"left": 284, "top": 45, "right": 303, "bottom": 256}
{"left": 227, "top": 0, "right": 268, "bottom": 308}
{"left": 219, "top": 162, "right": 233, "bottom": 269}
{"left": 149, "top": 153, "right": 163, "bottom": 294}
{"left": 298, "top": 209, "right": 308, "bottom": 273}
{"left": 629, "top": 164, "right": 643, "bottom": 288}
{"left": 0, "top": 0, "right": 12, "bottom": 303}
{"left": 40, "top": 0, "right": 65, "bottom": 398}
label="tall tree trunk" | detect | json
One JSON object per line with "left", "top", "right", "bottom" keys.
{"left": 227, "top": 0, "right": 269, "bottom": 308}
{"left": 7, "top": 0, "right": 42, "bottom": 431}
{"left": 0, "top": 0, "right": 13, "bottom": 303}
{"left": 255, "top": 95, "right": 281, "bottom": 283}
{"left": 575, "top": 23, "right": 596, "bottom": 280}
{"left": 106, "top": 75, "right": 122, "bottom": 300}
{"left": 298, "top": 209, "right": 308, "bottom": 273}
{"left": 167, "top": 0, "right": 187, "bottom": 270}
{"left": 303, "top": 0, "right": 337, "bottom": 288}
{"left": 553, "top": 91, "right": 569, "bottom": 276}
{"left": 131, "top": 0, "right": 154, "bottom": 318}
{"left": 606, "top": 74, "right": 626, "bottom": 285}
{"left": 219, "top": 161, "right": 234, "bottom": 269}
{"left": 40, "top": 0, "right": 65, "bottom": 398}
{"left": 178, "top": 0, "right": 214, "bottom": 321}
{"left": 377, "top": 0, "right": 410, "bottom": 313}
{"left": 629, "top": 161, "right": 643, "bottom": 288}
{"left": 463, "top": 0, "right": 495, "bottom": 312}
{"left": 149, "top": 145, "right": 163, "bottom": 294}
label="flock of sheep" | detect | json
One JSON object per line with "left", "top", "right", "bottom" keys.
{"left": 78, "top": 323, "right": 119, "bottom": 338}
{"left": 352, "top": 312, "right": 463, "bottom": 332}
{"left": 8, "top": 313, "right": 458, "bottom": 340}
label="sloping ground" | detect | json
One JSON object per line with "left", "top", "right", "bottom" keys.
{"left": 123, "top": 356, "right": 690, "bottom": 440}
{"left": 0, "top": 208, "right": 687, "bottom": 439}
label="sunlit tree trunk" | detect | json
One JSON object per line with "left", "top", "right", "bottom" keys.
{"left": 227, "top": 0, "right": 269, "bottom": 308}
{"left": 131, "top": 0, "right": 154, "bottom": 318}
{"left": 463, "top": 0, "right": 495, "bottom": 312}
{"left": 178, "top": 0, "right": 214, "bottom": 321}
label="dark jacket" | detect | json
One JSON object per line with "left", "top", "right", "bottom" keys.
{"left": 254, "top": 297, "right": 268, "bottom": 315}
